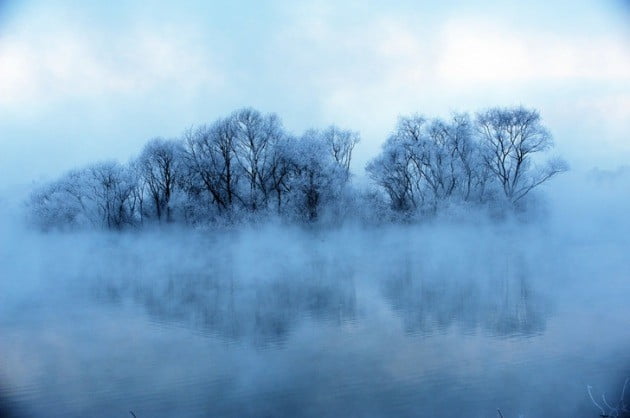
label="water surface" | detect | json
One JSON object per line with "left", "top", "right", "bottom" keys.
{"left": 1, "top": 223, "right": 628, "bottom": 417}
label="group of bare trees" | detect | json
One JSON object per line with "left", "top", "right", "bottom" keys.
{"left": 28, "top": 108, "right": 359, "bottom": 230}
{"left": 367, "top": 106, "right": 567, "bottom": 215}
{"left": 28, "top": 162, "right": 139, "bottom": 230}
{"left": 27, "top": 106, "right": 566, "bottom": 230}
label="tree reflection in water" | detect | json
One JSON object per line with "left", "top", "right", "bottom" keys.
{"left": 88, "top": 228, "right": 553, "bottom": 347}
{"left": 381, "top": 253, "right": 551, "bottom": 337}
{"left": 95, "top": 263, "right": 357, "bottom": 346}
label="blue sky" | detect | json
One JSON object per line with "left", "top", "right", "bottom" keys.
{"left": 0, "top": 0, "right": 628, "bottom": 187}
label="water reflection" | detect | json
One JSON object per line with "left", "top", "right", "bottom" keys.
{"left": 3, "top": 226, "right": 629, "bottom": 418}
{"left": 381, "top": 255, "right": 551, "bottom": 337}
{"left": 96, "top": 270, "right": 357, "bottom": 346}
{"left": 93, "top": 251, "right": 551, "bottom": 345}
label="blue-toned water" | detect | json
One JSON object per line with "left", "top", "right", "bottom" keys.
{"left": 1, "top": 223, "right": 628, "bottom": 417}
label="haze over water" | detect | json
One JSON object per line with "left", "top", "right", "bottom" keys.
{"left": 1, "top": 1, "right": 629, "bottom": 417}
{"left": 1, "top": 171, "right": 629, "bottom": 417}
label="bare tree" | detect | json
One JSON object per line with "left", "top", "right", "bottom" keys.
{"left": 28, "top": 161, "right": 137, "bottom": 230}
{"left": 321, "top": 126, "right": 360, "bottom": 180}
{"left": 88, "top": 162, "right": 137, "bottom": 229}
{"left": 366, "top": 140, "right": 418, "bottom": 212}
{"left": 137, "top": 138, "right": 184, "bottom": 222}
{"left": 182, "top": 120, "right": 240, "bottom": 214}
{"left": 229, "top": 108, "right": 284, "bottom": 211}
{"left": 128, "top": 159, "right": 148, "bottom": 225}
{"left": 284, "top": 130, "right": 346, "bottom": 221}
{"left": 476, "top": 106, "right": 568, "bottom": 204}
{"left": 28, "top": 170, "right": 90, "bottom": 230}
{"left": 27, "top": 105, "right": 569, "bottom": 229}
{"left": 267, "top": 136, "right": 294, "bottom": 213}
{"left": 367, "top": 109, "right": 562, "bottom": 214}
{"left": 423, "top": 113, "right": 493, "bottom": 203}
{"left": 367, "top": 115, "right": 449, "bottom": 213}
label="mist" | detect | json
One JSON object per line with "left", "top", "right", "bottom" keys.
{"left": 1, "top": 161, "right": 629, "bottom": 417}
{"left": 1, "top": 1, "right": 629, "bottom": 417}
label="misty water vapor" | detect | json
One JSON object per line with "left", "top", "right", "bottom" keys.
{"left": 1, "top": 0, "right": 629, "bottom": 416}
{"left": 1, "top": 165, "right": 629, "bottom": 416}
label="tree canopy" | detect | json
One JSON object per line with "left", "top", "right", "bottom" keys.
{"left": 27, "top": 106, "right": 566, "bottom": 230}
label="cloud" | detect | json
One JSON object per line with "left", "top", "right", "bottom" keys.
{"left": 436, "top": 19, "right": 630, "bottom": 84}
{"left": 263, "top": 5, "right": 630, "bottom": 173}
{"left": 0, "top": 23, "right": 224, "bottom": 108}
{"left": 0, "top": 0, "right": 628, "bottom": 186}
{"left": 269, "top": 9, "right": 437, "bottom": 119}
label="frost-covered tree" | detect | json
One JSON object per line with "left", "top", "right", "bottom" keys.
{"left": 366, "top": 139, "right": 418, "bottom": 212}
{"left": 136, "top": 138, "right": 184, "bottom": 222}
{"left": 181, "top": 110, "right": 290, "bottom": 219}
{"left": 28, "top": 161, "right": 137, "bottom": 230}
{"left": 367, "top": 114, "right": 479, "bottom": 213}
{"left": 229, "top": 108, "right": 285, "bottom": 212}
{"left": 475, "top": 107, "right": 568, "bottom": 204}
{"left": 266, "top": 135, "right": 294, "bottom": 214}
{"left": 367, "top": 107, "right": 564, "bottom": 214}
{"left": 321, "top": 126, "right": 359, "bottom": 181}
{"left": 28, "top": 170, "right": 91, "bottom": 230}
{"left": 26, "top": 105, "right": 567, "bottom": 230}
{"left": 87, "top": 162, "right": 137, "bottom": 229}
{"left": 283, "top": 130, "right": 352, "bottom": 221}
{"left": 182, "top": 120, "right": 240, "bottom": 215}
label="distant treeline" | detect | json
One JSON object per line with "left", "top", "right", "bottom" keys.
{"left": 28, "top": 106, "right": 567, "bottom": 230}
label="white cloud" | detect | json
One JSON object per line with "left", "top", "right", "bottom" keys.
{"left": 436, "top": 19, "right": 630, "bottom": 83}
{"left": 1, "top": 1, "right": 628, "bottom": 185}
{"left": 0, "top": 24, "right": 224, "bottom": 108}
{"left": 269, "top": 8, "right": 630, "bottom": 173}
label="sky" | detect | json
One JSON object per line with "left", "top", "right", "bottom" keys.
{"left": 0, "top": 0, "right": 629, "bottom": 188}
